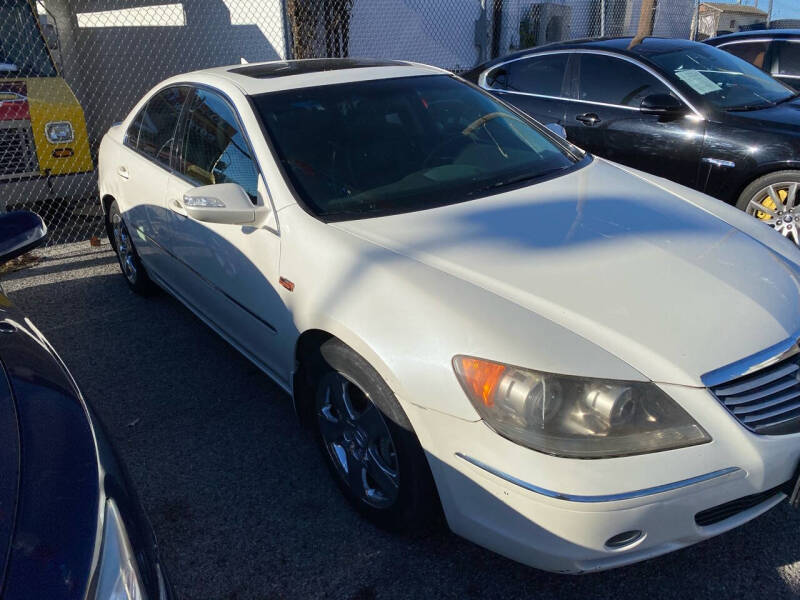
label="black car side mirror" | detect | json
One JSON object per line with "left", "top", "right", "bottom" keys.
{"left": 640, "top": 94, "right": 687, "bottom": 117}
{"left": 0, "top": 211, "right": 48, "bottom": 264}
{"left": 487, "top": 68, "right": 508, "bottom": 90}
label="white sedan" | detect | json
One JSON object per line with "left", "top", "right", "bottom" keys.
{"left": 98, "top": 58, "right": 800, "bottom": 573}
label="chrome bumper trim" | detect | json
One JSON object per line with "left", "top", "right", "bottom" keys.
{"left": 456, "top": 453, "right": 741, "bottom": 503}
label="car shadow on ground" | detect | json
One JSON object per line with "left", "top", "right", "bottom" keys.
{"left": 3, "top": 246, "right": 800, "bottom": 600}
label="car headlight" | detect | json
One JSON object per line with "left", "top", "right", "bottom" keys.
{"left": 453, "top": 356, "right": 710, "bottom": 458}
{"left": 44, "top": 121, "right": 74, "bottom": 143}
{"left": 95, "top": 499, "right": 146, "bottom": 600}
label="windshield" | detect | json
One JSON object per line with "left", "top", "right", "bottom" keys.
{"left": 649, "top": 44, "right": 794, "bottom": 111}
{"left": 253, "top": 74, "right": 578, "bottom": 219}
{"left": 0, "top": 0, "right": 57, "bottom": 78}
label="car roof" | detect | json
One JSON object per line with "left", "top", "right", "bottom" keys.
{"left": 471, "top": 37, "right": 703, "bottom": 71}
{"left": 177, "top": 58, "right": 449, "bottom": 96}
{"left": 706, "top": 29, "right": 800, "bottom": 44}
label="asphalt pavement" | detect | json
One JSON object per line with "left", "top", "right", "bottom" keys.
{"left": 2, "top": 241, "right": 800, "bottom": 599}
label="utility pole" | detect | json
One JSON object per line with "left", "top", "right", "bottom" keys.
{"left": 766, "top": 0, "right": 774, "bottom": 28}
{"left": 629, "top": 0, "right": 657, "bottom": 49}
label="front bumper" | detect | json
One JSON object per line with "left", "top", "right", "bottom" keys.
{"left": 1, "top": 170, "right": 96, "bottom": 209}
{"left": 405, "top": 383, "right": 800, "bottom": 573}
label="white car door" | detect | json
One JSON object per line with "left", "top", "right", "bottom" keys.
{"left": 159, "top": 87, "right": 291, "bottom": 385}
{"left": 117, "top": 85, "right": 191, "bottom": 278}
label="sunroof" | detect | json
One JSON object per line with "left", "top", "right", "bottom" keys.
{"left": 229, "top": 58, "right": 405, "bottom": 79}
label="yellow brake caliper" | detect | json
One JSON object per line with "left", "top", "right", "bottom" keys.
{"left": 755, "top": 188, "right": 787, "bottom": 220}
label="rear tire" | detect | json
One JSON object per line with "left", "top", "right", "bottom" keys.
{"left": 107, "top": 200, "right": 154, "bottom": 295}
{"left": 311, "top": 338, "right": 439, "bottom": 532}
{"left": 736, "top": 171, "right": 800, "bottom": 244}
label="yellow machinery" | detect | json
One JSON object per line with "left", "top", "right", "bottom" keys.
{"left": 1, "top": 0, "right": 93, "bottom": 205}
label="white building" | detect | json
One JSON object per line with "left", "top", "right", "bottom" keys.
{"left": 697, "top": 2, "right": 767, "bottom": 38}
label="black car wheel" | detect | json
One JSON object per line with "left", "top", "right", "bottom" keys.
{"left": 737, "top": 171, "right": 800, "bottom": 244}
{"left": 312, "top": 338, "right": 438, "bottom": 531}
{"left": 107, "top": 200, "right": 153, "bottom": 294}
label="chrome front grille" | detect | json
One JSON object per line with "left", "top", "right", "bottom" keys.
{"left": 711, "top": 350, "right": 800, "bottom": 435}
{"left": 0, "top": 120, "right": 39, "bottom": 179}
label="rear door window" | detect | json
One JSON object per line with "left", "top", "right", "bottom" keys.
{"left": 487, "top": 53, "right": 569, "bottom": 96}
{"left": 125, "top": 109, "right": 144, "bottom": 150}
{"left": 720, "top": 41, "right": 770, "bottom": 70}
{"left": 133, "top": 86, "right": 190, "bottom": 167}
{"left": 774, "top": 41, "right": 800, "bottom": 77}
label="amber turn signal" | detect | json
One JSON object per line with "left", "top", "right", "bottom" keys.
{"left": 453, "top": 356, "right": 507, "bottom": 407}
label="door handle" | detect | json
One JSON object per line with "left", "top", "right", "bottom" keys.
{"left": 117, "top": 166, "right": 129, "bottom": 180}
{"left": 576, "top": 113, "right": 601, "bottom": 126}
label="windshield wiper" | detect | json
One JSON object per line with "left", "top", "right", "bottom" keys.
{"left": 725, "top": 102, "right": 775, "bottom": 112}
{"left": 727, "top": 92, "right": 799, "bottom": 111}
{"left": 466, "top": 166, "right": 570, "bottom": 198}
{"left": 775, "top": 91, "right": 800, "bottom": 106}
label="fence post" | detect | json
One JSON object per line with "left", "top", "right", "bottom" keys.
{"left": 491, "top": 0, "right": 503, "bottom": 58}
{"left": 600, "top": 0, "right": 605, "bottom": 36}
{"left": 475, "top": 0, "right": 488, "bottom": 65}
{"left": 282, "top": 0, "right": 293, "bottom": 59}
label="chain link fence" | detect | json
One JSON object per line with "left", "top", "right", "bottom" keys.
{"left": 0, "top": 0, "right": 794, "bottom": 245}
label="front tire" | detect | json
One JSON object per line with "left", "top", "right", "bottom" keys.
{"left": 736, "top": 171, "right": 800, "bottom": 244}
{"left": 107, "top": 200, "right": 153, "bottom": 294}
{"left": 312, "top": 339, "right": 438, "bottom": 531}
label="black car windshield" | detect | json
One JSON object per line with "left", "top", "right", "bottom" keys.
{"left": 649, "top": 44, "right": 793, "bottom": 110}
{"left": 0, "top": 1, "right": 57, "bottom": 78}
{"left": 252, "top": 74, "right": 578, "bottom": 219}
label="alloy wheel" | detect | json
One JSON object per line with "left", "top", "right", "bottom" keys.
{"left": 746, "top": 182, "right": 800, "bottom": 244}
{"left": 317, "top": 372, "right": 400, "bottom": 508}
{"left": 111, "top": 213, "right": 138, "bottom": 284}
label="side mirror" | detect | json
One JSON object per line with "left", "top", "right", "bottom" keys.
{"left": 486, "top": 67, "right": 508, "bottom": 90}
{"left": 182, "top": 183, "right": 261, "bottom": 225}
{"left": 0, "top": 211, "right": 47, "bottom": 264}
{"left": 545, "top": 122, "right": 567, "bottom": 139}
{"left": 640, "top": 94, "right": 687, "bottom": 117}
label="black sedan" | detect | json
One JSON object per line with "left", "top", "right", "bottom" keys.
{"left": 463, "top": 37, "right": 800, "bottom": 243}
{"left": 0, "top": 211, "right": 173, "bottom": 599}
{"left": 706, "top": 29, "right": 800, "bottom": 91}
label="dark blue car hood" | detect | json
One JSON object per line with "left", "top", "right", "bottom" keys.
{"left": 0, "top": 294, "right": 99, "bottom": 600}
{"left": 0, "top": 361, "right": 19, "bottom": 593}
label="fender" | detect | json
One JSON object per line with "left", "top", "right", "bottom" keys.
{"left": 278, "top": 205, "right": 646, "bottom": 423}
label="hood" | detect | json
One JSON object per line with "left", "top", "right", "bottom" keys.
{"left": 0, "top": 359, "right": 19, "bottom": 591}
{"left": 333, "top": 159, "right": 800, "bottom": 386}
{"left": 0, "top": 294, "right": 99, "bottom": 599}
{"left": 724, "top": 97, "right": 800, "bottom": 134}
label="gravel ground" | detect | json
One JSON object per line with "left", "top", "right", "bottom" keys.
{"left": 3, "top": 241, "right": 800, "bottom": 600}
